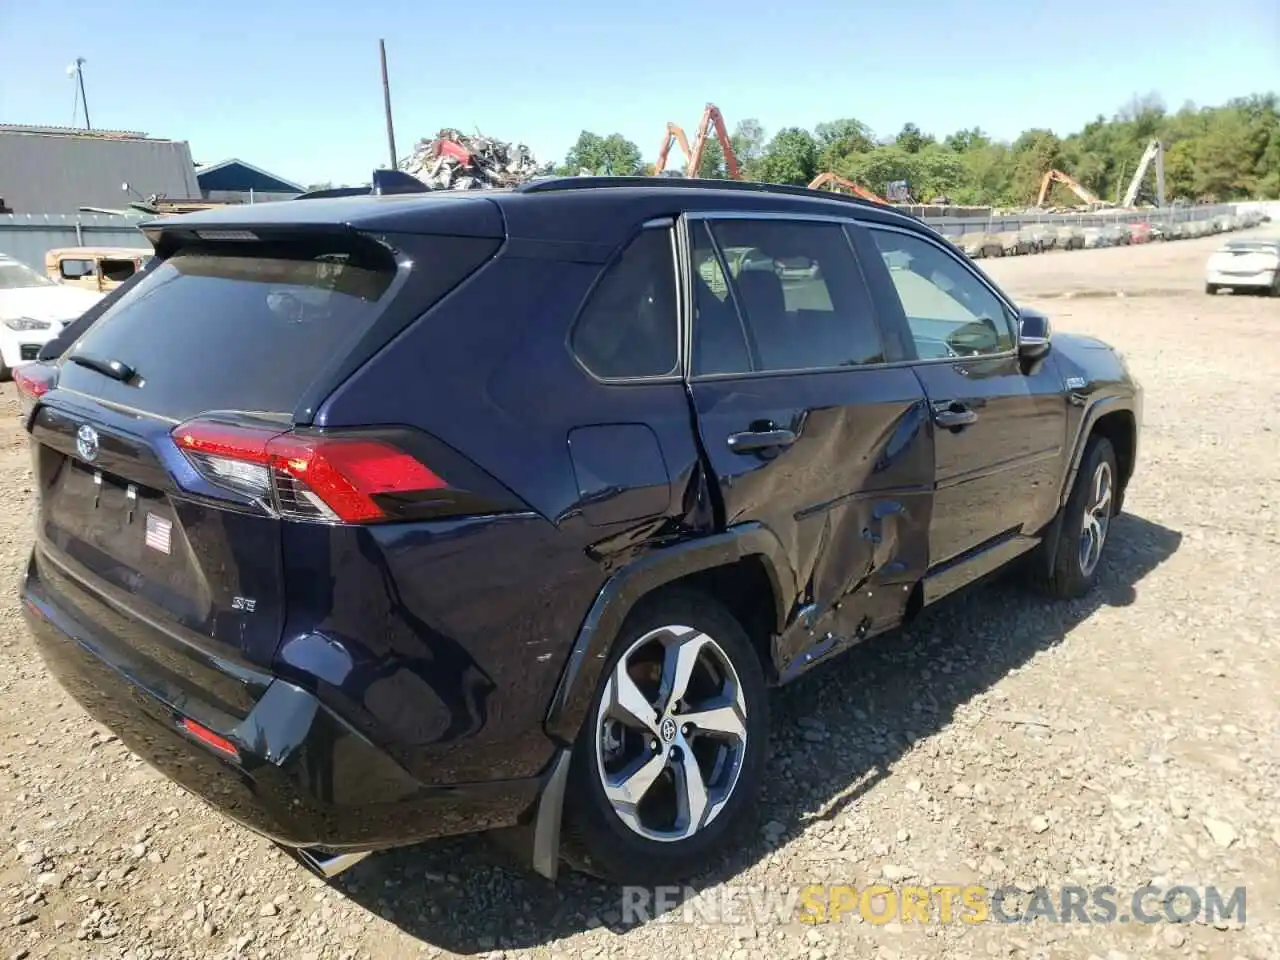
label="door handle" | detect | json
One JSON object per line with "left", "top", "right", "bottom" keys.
{"left": 727, "top": 428, "right": 798, "bottom": 453}
{"left": 931, "top": 401, "right": 978, "bottom": 429}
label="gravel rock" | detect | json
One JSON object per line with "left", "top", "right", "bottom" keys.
{"left": 1163, "top": 926, "right": 1188, "bottom": 947}
{"left": 1203, "top": 817, "right": 1239, "bottom": 848}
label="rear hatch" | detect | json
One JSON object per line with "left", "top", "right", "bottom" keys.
{"left": 28, "top": 225, "right": 500, "bottom": 716}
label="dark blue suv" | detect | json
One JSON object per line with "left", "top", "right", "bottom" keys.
{"left": 18, "top": 177, "right": 1140, "bottom": 885}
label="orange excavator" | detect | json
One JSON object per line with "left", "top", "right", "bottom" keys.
{"left": 654, "top": 103, "right": 742, "bottom": 179}
{"left": 807, "top": 172, "right": 887, "bottom": 204}
{"left": 1035, "top": 169, "right": 1110, "bottom": 209}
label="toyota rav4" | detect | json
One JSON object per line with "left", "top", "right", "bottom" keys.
{"left": 18, "top": 176, "right": 1141, "bottom": 885}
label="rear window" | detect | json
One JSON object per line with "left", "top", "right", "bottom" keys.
{"left": 61, "top": 241, "right": 394, "bottom": 419}
{"left": 62, "top": 240, "right": 405, "bottom": 420}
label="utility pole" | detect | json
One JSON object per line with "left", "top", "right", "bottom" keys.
{"left": 379, "top": 40, "right": 397, "bottom": 169}
{"left": 69, "top": 57, "right": 91, "bottom": 130}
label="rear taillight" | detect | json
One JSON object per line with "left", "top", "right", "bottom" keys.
{"left": 172, "top": 418, "right": 446, "bottom": 524}
{"left": 13, "top": 363, "right": 56, "bottom": 405}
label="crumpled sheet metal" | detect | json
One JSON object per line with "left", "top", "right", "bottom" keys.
{"left": 399, "top": 129, "right": 547, "bottom": 190}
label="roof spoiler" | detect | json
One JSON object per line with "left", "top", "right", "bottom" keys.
{"left": 294, "top": 169, "right": 430, "bottom": 201}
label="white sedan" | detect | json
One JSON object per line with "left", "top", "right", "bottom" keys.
{"left": 1205, "top": 239, "right": 1280, "bottom": 295}
{"left": 0, "top": 254, "right": 103, "bottom": 377}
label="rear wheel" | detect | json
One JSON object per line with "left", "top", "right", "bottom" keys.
{"left": 1205, "top": 283, "right": 1218, "bottom": 295}
{"left": 1038, "top": 436, "right": 1118, "bottom": 599}
{"left": 562, "top": 588, "right": 768, "bottom": 884}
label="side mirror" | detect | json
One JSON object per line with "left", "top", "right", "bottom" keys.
{"left": 1018, "top": 307, "right": 1052, "bottom": 362}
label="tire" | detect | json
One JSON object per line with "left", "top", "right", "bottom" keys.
{"left": 1205, "top": 283, "right": 1218, "bottom": 295}
{"left": 561, "top": 587, "right": 769, "bottom": 884}
{"left": 1039, "top": 436, "right": 1118, "bottom": 599}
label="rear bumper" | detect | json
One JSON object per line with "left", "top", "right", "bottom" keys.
{"left": 20, "top": 550, "right": 546, "bottom": 851}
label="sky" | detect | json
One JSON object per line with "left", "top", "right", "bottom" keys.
{"left": 2, "top": 0, "right": 1278, "bottom": 190}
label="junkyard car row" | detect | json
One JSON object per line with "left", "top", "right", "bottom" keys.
{"left": 956, "top": 207, "right": 1267, "bottom": 259}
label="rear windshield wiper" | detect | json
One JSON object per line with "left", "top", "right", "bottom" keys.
{"left": 66, "top": 353, "right": 135, "bottom": 383}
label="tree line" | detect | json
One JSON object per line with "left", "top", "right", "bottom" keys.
{"left": 556, "top": 93, "right": 1280, "bottom": 207}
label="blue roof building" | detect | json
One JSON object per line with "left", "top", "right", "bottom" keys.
{"left": 195, "top": 158, "right": 304, "bottom": 203}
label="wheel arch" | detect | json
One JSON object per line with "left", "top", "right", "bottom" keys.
{"left": 1060, "top": 399, "right": 1137, "bottom": 511}
{"left": 1089, "top": 408, "right": 1137, "bottom": 513}
{"left": 543, "top": 522, "right": 795, "bottom": 746}
{"left": 1039, "top": 397, "right": 1138, "bottom": 577}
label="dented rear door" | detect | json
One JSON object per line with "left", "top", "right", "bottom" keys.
{"left": 682, "top": 214, "right": 934, "bottom": 677}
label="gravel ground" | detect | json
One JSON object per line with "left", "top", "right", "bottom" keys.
{"left": 2, "top": 229, "right": 1278, "bottom": 960}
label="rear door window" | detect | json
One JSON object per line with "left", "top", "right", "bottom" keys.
{"left": 60, "top": 236, "right": 495, "bottom": 421}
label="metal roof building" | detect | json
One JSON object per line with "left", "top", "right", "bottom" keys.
{"left": 195, "top": 158, "right": 304, "bottom": 204}
{"left": 0, "top": 125, "right": 201, "bottom": 214}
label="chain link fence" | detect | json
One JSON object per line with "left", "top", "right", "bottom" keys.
{"left": 928, "top": 204, "right": 1241, "bottom": 238}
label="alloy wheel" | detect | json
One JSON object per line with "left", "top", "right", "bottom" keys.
{"left": 1078, "top": 460, "right": 1113, "bottom": 577}
{"left": 594, "top": 625, "right": 749, "bottom": 843}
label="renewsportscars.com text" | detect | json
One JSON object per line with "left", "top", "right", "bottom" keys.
{"left": 620, "top": 883, "right": 1247, "bottom": 926}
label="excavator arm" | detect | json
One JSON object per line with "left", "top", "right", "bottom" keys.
{"left": 655, "top": 122, "right": 693, "bottom": 176}
{"left": 1036, "top": 171, "right": 1054, "bottom": 207}
{"left": 808, "top": 171, "right": 887, "bottom": 204}
{"left": 1121, "top": 139, "right": 1166, "bottom": 208}
{"left": 1037, "top": 169, "right": 1103, "bottom": 207}
{"left": 686, "top": 104, "right": 742, "bottom": 180}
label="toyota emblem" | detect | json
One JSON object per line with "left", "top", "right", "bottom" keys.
{"left": 659, "top": 716, "right": 678, "bottom": 743}
{"left": 76, "top": 424, "right": 100, "bottom": 462}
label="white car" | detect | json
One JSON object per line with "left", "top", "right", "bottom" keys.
{"left": 1205, "top": 239, "right": 1280, "bottom": 295}
{"left": 1082, "top": 227, "right": 1109, "bottom": 249}
{"left": 0, "top": 254, "right": 103, "bottom": 377}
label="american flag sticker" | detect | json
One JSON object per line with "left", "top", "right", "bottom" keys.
{"left": 145, "top": 513, "right": 172, "bottom": 555}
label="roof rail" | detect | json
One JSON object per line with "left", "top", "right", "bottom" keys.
{"left": 514, "top": 175, "right": 894, "bottom": 211}
{"left": 294, "top": 185, "right": 370, "bottom": 200}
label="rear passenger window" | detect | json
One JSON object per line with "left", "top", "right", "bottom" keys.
{"left": 691, "top": 219, "right": 884, "bottom": 376}
{"left": 571, "top": 228, "right": 678, "bottom": 380}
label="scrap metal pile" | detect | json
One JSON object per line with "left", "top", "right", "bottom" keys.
{"left": 399, "top": 129, "right": 548, "bottom": 190}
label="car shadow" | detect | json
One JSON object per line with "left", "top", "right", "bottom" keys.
{"left": 327, "top": 512, "right": 1181, "bottom": 953}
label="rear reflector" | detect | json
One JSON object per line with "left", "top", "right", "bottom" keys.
{"left": 172, "top": 418, "right": 446, "bottom": 524}
{"left": 180, "top": 718, "right": 239, "bottom": 758}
